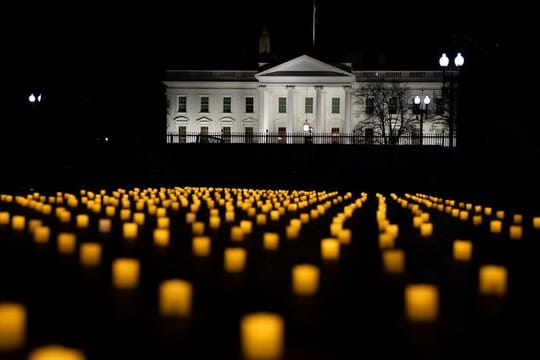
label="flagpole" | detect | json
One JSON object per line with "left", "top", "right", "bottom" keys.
{"left": 312, "top": 0, "right": 316, "bottom": 48}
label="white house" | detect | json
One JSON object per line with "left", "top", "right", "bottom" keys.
{"left": 163, "top": 54, "right": 452, "bottom": 145}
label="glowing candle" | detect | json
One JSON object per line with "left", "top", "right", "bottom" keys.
{"left": 247, "top": 208, "right": 256, "bottom": 217}
{"left": 123, "top": 222, "right": 138, "bottom": 240}
{"left": 382, "top": 249, "right": 405, "bottom": 274}
{"left": 459, "top": 211, "right": 469, "bottom": 221}
{"left": 185, "top": 212, "right": 196, "bottom": 224}
{"left": 337, "top": 229, "right": 351, "bottom": 244}
{"left": 157, "top": 217, "right": 170, "bottom": 229}
{"left": 270, "top": 210, "right": 280, "bottom": 221}
{"left": 76, "top": 214, "right": 89, "bottom": 229}
{"left": 133, "top": 212, "right": 145, "bottom": 225}
{"left": 263, "top": 232, "right": 279, "bottom": 250}
{"left": 105, "top": 205, "right": 115, "bottom": 217}
{"left": 489, "top": 220, "right": 502, "bottom": 234}
{"left": 192, "top": 236, "right": 211, "bottom": 257}
{"left": 231, "top": 226, "right": 245, "bottom": 242}
{"left": 292, "top": 264, "right": 319, "bottom": 296}
{"left": 509, "top": 225, "right": 522, "bottom": 240}
{"left": 42, "top": 204, "right": 52, "bottom": 215}
{"left": 330, "top": 223, "right": 342, "bottom": 237}
{"left": 241, "top": 312, "right": 284, "bottom": 360}
{"left": 420, "top": 223, "right": 433, "bottom": 237}
{"left": 533, "top": 217, "right": 540, "bottom": 229}
{"left": 27, "top": 219, "right": 42, "bottom": 234}
{"left": 0, "top": 303, "right": 26, "bottom": 350}
{"left": 80, "top": 243, "right": 102, "bottom": 267}
{"left": 484, "top": 207, "right": 492, "bottom": 216}
{"left": 405, "top": 284, "right": 439, "bottom": 322}
{"left": 153, "top": 229, "right": 170, "bottom": 247}
{"left": 513, "top": 214, "right": 523, "bottom": 224}
{"left": 225, "top": 211, "right": 235, "bottom": 223}
{"left": 299, "top": 213, "right": 309, "bottom": 224}
{"left": 412, "top": 216, "right": 423, "bottom": 228}
{"left": 112, "top": 258, "right": 140, "bottom": 289}
{"left": 472, "top": 215, "right": 482, "bottom": 226}
{"left": 224, "top": 247, "right": 247, "bottom": 273}
{"left": 309, "top": 209, "right": 318, "bottom": 219}
{"left": 453, "top": 240, "right": 472, "bottom": 261}
{"left": 386, "top": 224, "right": 399, "bottom": 238}
{"left": 496, "top": 210, "right": 505, "bottom": 220}
{"left": 209, "top": 216, "right": 221, "bottom": 229}
{"left": 256, "top": 214, "right": 267, "bottom": 226}
{"left": 33, "top": 226, "right": 50, "bottom": 243}
{"left": 11, "top": 215, "right": 25, "bottom": 231}
{"left": 240, "top": 220, "right": 253, "bottom": 234}
{"left": 321, "top": 238, "right": 340, "bottom": 260}
{"left": 156, "top": 207, "right": 167, "bottom": 217}
{"left": 451, "top": 208, "right": 460, "bottom": 218}
{"left": 159, "top": 279, "right": 192, "bottom": 318}
{"left": 479, "top": 265, "right": 507, "bottom": 296}
{"left": 57, "top": 232, "right": 76, "bottom": 254}
{"left": 192, "top": 221, "right": 205, "bottom": 235}
{"left": 474, "top": 205, "right": 482, "bottom": 213}
{"left": 0, "top": 212, "right": 9, "bottom": 225}
{"left": 28, "top": 344, "right": 86, "bottom": 360}
{"left": 98, "top": 218, "right": 112, "bottom": 233}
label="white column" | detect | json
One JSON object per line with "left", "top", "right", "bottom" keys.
{"left": 257, "top": 85, "right": 266, "bottom": 133}
{"left": 287, "top": 85, "right": 295, "bottom": 135}
{"left": 315, "top": 86, "right": 323, "bottom": 133}
{"left": 344, "top": 85, "right": 352, "bottom": 142}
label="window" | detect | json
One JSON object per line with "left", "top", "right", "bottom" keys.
{"left": 245, "top": 97, "right": 254, "bottom": 113}
{"left": 200, "top": 97, "right": 209, "bottom": 112}
{"left": 365, "top": 98, "right": 374, "bottom": 114}
{"left": 245, "top": 127, "right": 253, "bottom": 143}
{"left": 177, "top": 96, "right": 187, "bottom": 112}
{"left": 178, "top": 126, "right": 186, "bottom": 143}
{"left": 389, "top": 97, "right": 397, "bottom": 114}
{"left": 223, "top": 97, "right": 231, "bottom": 113}
{"left": 435, "top": 97, "right": 444, "bottom": 115}
{"left": 278, "top": 127, "right": 286, "bottom": 144}
{"left": 200, "top": 126, "right": 208, "bottom": 143}
{"left": 278, "top": 97, "right": 286, "bottom": 113}
{"left": 305, "top": 97, "right": 313, "bottom": 113}
{"left": 331, "top": 98, "right": 340, "bottom": 113}
{"left": 222, "top": 127, "right": 231, "bottom": 143}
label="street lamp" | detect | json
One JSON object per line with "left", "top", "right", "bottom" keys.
{"left": 439, "top": 52, "right": 464, "bottom": 148}
{"left": 303, "top": 119, "right": 313, "bottom": 144}
{"left": 28, "top": 93, "right": 42, "bottom": 108}
{"left": 414, "top": 94, "right": 430, "bottom": 145}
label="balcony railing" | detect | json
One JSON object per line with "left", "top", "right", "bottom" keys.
{"left": 166, "top": 132, "right": 454, "bottom": 147}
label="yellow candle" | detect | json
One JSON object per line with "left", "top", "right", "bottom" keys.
{"left": 98, "top": 218, "right": 112, "bottom": 233}
{"left": 270, "top": 210, "right": 280, "bottom": 221}
{"left": 496, "top": 210, "right": 505, "bottom": 220}
{"left": 11, "top": 215, "right": 25, "bottom": 231}
{"left": 479, "top": 265, "right": 507, "bottom": 296}
{"left": 185, "top": 212, "right": 196, "bottom": 224}
{"left": 123, "top": 222, "right": 138, "bottom": 240}
{"left": 509, "top": 225, "right": 522, "bottom": 240}
{"left": 285, "top": 225, "right": 299, "bottom": 240}
{"left": 330, "top": 223, "right": 342, "bottom": 237}
{"left": 159, "top": 279, "right": 192, "bottom": 318}
{"left": 133, "top": 212, "right": 145, "bottom": 225}
{"left": 42, "top": 204, "right": 52, "bottom": 215}
{"left": 299, "top": 213, "right": 309, "bottom": 224}
{"left": 513, "top": 214, "right": 523, "bottom": 224}
{"left": 489, "top": 220, "right": 502, "bottom": 234}
{"left": 224, "top": 247, "right": 247, "bottom": 273}
{"left": 405, "top": 284, "right": 439, "bottom": 322}
{"left": 57, "top": 233, "right": 76, "bottom": 254}
{"left": 192, "top": 236, "right": 211, "bottom": 257}
{"left": 28, "top": 344, "right": 86, "bottom": 360}
{"left": 156, "top": 207, "right": 167, "bottom": 217}
{"left": 33, "top": 226, "right": 50, "bottom": 243}
{"left": 472, "top": 215, "right": 482, "bottom": 226}
{"left": 0, "top": 303, "right": 26, "bottom": 350}
{"left": 292, "top": 264, "right": 319, "bottom": 296}
{"left": 453, "top": 240, "right": 472, "bottom": 261}
{"left": 76, "top": 214, "right": 89, "bottom": 228}
{"left": 157, "top": 217, "right": 170, "bottom": 229}
{"left": 484, "top": 207, "right": 492, "bottom": 216}
{"left": 209, "top": 216, "right": 221, "bottom": 229}
{"left": 241, "top": 312, "right": 284, "bottom": 360}
{"left": 420, "top": 223, "right": 433, "bottom": 237}
{"left": 225, "top": 211, "right": 235, "bottom": 223}
{"left": 105, "top": 205, "right": 115, "bottom": 217}
{"left": 256, "top": 214, "right": 267, "bottom": 226}
{"left": 192, "top": 221, "right": 205, "bottom": 235}
{"left": 27, "top": 219, "right": 42, "bottom": 234}
{"left": 451, "top": 208, "right": 460, "bottom": 218}
{"left": 309, "top": 209, "right": 318, "bottom": 219}
{"left": 474, "top": 205, "right": 482, "bottom": 213}
{"left": 240, "top": 220, "right": 253, "bottom": 234}
{"left": 337, "top": 229, "right": 351, "bottom": 244}
{"left": 459, "top": 211, "right": 469, "bottom": 221}
{"left": 112, "top": 258, "right": 140, "bottom": 289}
{"left": 0, "top": 212, "right": 9, "bottom": 225}
{"left": 412, "top": 216, "right": 423, "bottom": 228}
{"left": 80, "top": 243, "right": 102, "bottom": 267}
{"left": 321, "top": 238, "right": 340, "bottom": 260}
{"left": 120, "top": 209, "right": 131, "bottom": 221}
{"left": 534, "top": 217, "right": 540, "bottom": 229}
{"left": 154, "top": 229, "right": 170, "bottom": 247}
{"left": 231, "top": 226, "right": 245, "bottom": 242}
{"left": 263, "top": 232, "right": 279, "bottom": 250}
{"left": 382, "top": 249, "right": 405, "bottom": 274}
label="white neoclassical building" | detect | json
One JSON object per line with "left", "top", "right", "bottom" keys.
{"left": 164, "top": 54, "right": 451, "bottom": 144}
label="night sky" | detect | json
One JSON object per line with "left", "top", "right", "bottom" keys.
{"left": 1, "top": 0, "right": 534, "bottom": 145}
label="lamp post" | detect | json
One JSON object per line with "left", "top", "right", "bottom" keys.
{"left": 439, "top": 52, "right": 464, "bottom": 148}
{"left": 413, "top": 94, "right": 430, "bottom": 145}
{"left": 303, "top": 119, "right": 312, "bottom": 144}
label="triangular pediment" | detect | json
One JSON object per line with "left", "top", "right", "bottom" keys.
{"left": 256, "top": 55, "right": 352, "bottom": 77}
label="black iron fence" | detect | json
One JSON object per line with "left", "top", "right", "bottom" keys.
{"left": 166, "top": 132, "right": 454, "bottom": 146}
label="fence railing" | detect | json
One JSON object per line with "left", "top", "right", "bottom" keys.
{"left": 166, "top": 132, "right": 454, "bottom": 146}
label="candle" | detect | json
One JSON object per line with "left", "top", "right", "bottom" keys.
{"left": 285, "top": 226, "right": 299, "bottom": 240}
{"left": 513, "top": 214, "right": 523, "bottom": 224}
{"left": 270, "top": 210, "right": 280, "bottom": 221}
{"left": 157, "top": 217, "right": 170, "bottom": 229}
{"left": 496, "top": 210, "right": 505, "bottom": 220}
{"left": 28, "top": 345, "right": 86, "bottom": 360}
{"left": 33, "top": 226, "right": 50, "bottom": 243}
{"left": 42, "top": 204, "right": 52, "bottom": 215}
{"left": 459, "top": 211, "right": 469, "bottom": 221}
{"left": 154, "top": 229, "right": 170, "bottom": 247}
{"left": 420, "top": 223, "right": 433, "bottom": 237}
{"left": 479, "top": 265, "right": 507, "bottom": 296}
{"left": 80, "top": 243, "right": 102, "bottom": 267}
{"left": 405, "top": 284, "right": 439, "bottom": 322}
{"left": 412, "top": 216, "right": 423, "bottom": 228}
{"left": 337, "top": 229, "right": 351, "bottom": 244}
{"left": 509, "top": 225, "right": 522, "bottom": 240}
{"left": 11, "top": 215, "right": 25, "bottom": 231}
{"left": 231, "top": 226, "right": 245, "bottom": 242}
{"left": 185, "top": 212, "right": 196, "bottom": 224}
{"left": 57, "top": 233, "right": 76, "bottom": 254}
{"left": 123, "top": 222, "right": 138, "bottom": 240}
{"left": 472, "top": 215, "right": 483, "bottom": 226}
{"left": 489, "top": 220, "right": 502, "bottom": 234}
{"left": 0, "top": 303, "right": 26, "bottom": 350}
{"left": 209, "top": 216, "right": 221, "bottom": 229}
{"left": 0, "top": 212, "right": 9, "bottom": 225}
{"left": 292, "top": 264, "right": 319, "bottom": 296}
{"left": 263, "top": 232, "right": 279, "bottom": 251}
{"left": 133, "top": 212, "right": 145, "bottom": 225}
{"left": 453, "top": 240, "right": 472, "bottom": 261}
{"left": 386, "top": 224, "right": 399, "bottom": 238}
{"left": 474, "top": 205, "right": 482, "bottom": 213}
{"left": 299, "top": 213, "right": 309, "bottom": 224}
{"left": 98, "top": 218, "right": 112, "bottom": 233}
{"left": 156, "top": 207, "right": 167, "bottom": 217}
{"left": 112, "top": 258, "right": 140, "bottom": 289}
{"left": 224, "top": 247, "right": 247, "bottom": 273}
{"left": 484, "top": 207, "right": 492, "bottom": 216}
{"left": 378, "top": 233, "right": 395, "bottom": 249}
{"left": 256, "top": 214, "right": 267, "bottom": 226}
{"left": 321, "top": 238, "right": 340, "bottom": 260}
{"left": 225, "top": 211, "right": 235, "bottom": 223}
{"left": 310, "top": 209, "right": 318, "bottom": 220}
{"left": 120, "top": 209, "right": 131, "bottom": 221}
{"left": 74, "top": 214, "right": 88, "bottom": 229}
{"left": 192, "top": 236, "right": 211, "bottom": 257}
{"left": 330, "top": 223, "right": 342, "bottom": 237}
{"left": 247, "top": 208, "right": 256, "bottom": 217}
{"left": 27, "top": 219, "right": 42, "bottom": 234}
{"left": 382, "top": 249, "right": 405, "bottom": 274}
{"left": 159, "top": 279, "right": 192, "bottom": 318}
{"left": 241, "top": 312, "right": 284, "bottom": 360}
{"left": 240, "top": 220, "right": 253, "bottom": 234}
{"left": 451, "top": 208, "right": 460, "bottom": 218}
{"left": 534, "top": 217, "right": 540, "bottom": 229}
{"left": 192, "top": 221, "right": 205, "bottom": 235}
{"left": 105, "top": 205, "right": 115, "bottom": 217}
